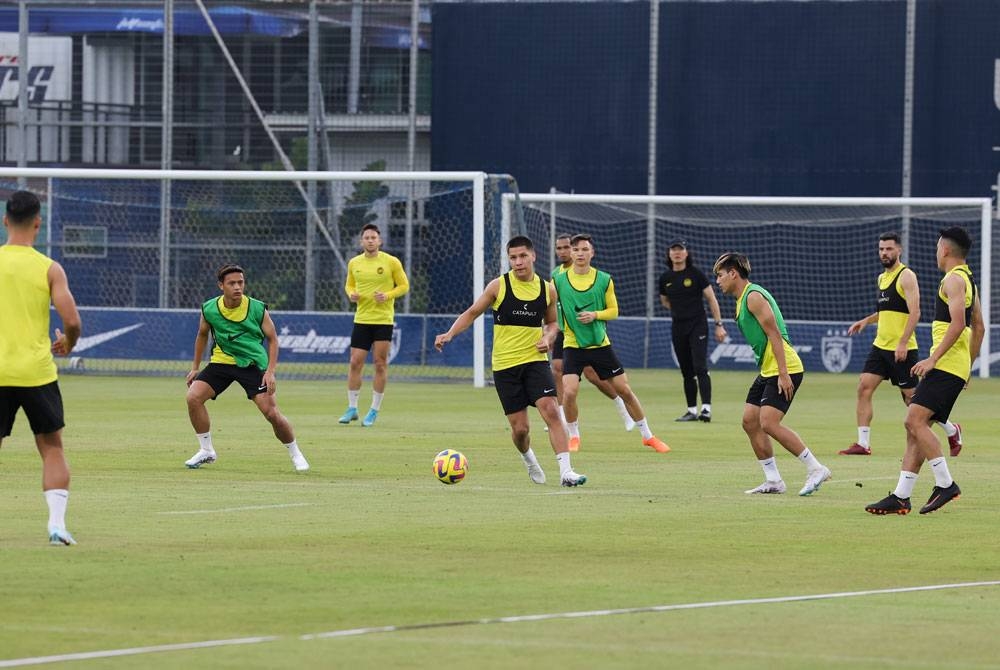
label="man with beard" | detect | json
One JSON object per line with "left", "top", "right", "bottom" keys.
{"left": 843, "top": 232, "right": 963, "bottom": 456}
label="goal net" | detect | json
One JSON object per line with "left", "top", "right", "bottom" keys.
{"left": 1, "top": 169, "right": 522, "bottom": 386}
{"left": 504, "top": 193, "right": 994, "bottom": 378}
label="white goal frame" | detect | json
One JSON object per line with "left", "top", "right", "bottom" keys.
{"left": 502, "top": 193, "right": 993, "bottom": 378}
{"left": 1, "top": 168, "right": 494, "bottom": 387}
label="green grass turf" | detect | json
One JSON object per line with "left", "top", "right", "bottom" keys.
{"left": 1, "top": 370, "right": 998, "bottom": 668}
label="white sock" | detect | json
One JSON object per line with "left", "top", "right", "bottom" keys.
{"left": 938, "top": 421, "right": 957, "bottom": 437}
{"left": 284, "top": 440, "right": 300, "bottom": 453}
{"left": 635, "top": 418, "right": 652, "bottom": 440}
{"left": 196, "top": 432, "right": 214, "bottom": 452}
{"left": 347, "top": 389, "right": 360, "bottom": 409}
{"left": 566, "top": 420, "right": 580, "bottom": 439}
{"left": 893, "top": 471, "right": 918, "bottom": 499}
{"left": 44, "top": 489, "right": 69, "bottom": 530}
{"left": 556, "top": 451, "right": 572, "bottom": 476}
{"left": 613, "top": 396, "right": 630, "bottom": 418}
{"left": 521, "top": 448, "right": 538, "bottom": 466}
{"left": 759, "top": 457, "right": 782, "bottom": 482}
{"left": 687, "top": 406, "right": 698, "bottom": 414}
{"left": 928, "top": 457, "right": 953, "bottom": 488}
{"left": 558, "top": 405, "right": 569, "bottom": 430}
{"left": 797, "top": 448, "right": 822, "bottom": 471}
{"left": 701, "top": 403, "right": 711, "bottom": 413}
{"left": 371, "top": 391, "right": 384, "bottom": 411}
{"left": 858, "top": 426, "right": 871, "bottom": 448}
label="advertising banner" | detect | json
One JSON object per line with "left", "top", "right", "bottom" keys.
{"left": 61, "top": 308, "right": 999, "bottom": 378}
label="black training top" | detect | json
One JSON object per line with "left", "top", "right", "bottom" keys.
{"left": 658, "top": 265, "right": 711, "bottom": 322}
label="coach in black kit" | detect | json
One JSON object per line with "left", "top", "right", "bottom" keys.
{"left": 658, "top": 240, "right": 727, "bottom": 422}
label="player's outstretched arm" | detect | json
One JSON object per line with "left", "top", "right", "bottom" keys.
{"left": 435, "top": 278, "right": 500, "bottom": 351}
{"left": 847, "top": 313, "right": 878, "bottom": 336}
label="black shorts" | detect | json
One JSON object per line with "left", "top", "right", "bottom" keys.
{"left": 862, "top": 346, "right": 919, "bottom": 389}
{"left": 196, "top": 363, "right": 267, "bottom": 400}
{"left": 910, "top": 369, "right": 966, "bottom": 423}
{"left": 351, "top": 323, "right": 394, "bottom": 351}
{"left": 745, "top": 372, "right": 804, "bottom": 414}
{"left": 551, "top": 330, "right": 565, "bottom": 360}
{"left": 562, "top": 346, "right": 624, "bottom": 380}
{"left": 492, "top": 361, "right": 558, "bottom": 415}
{"left": 0, "top": 381, "right": 65, "bottom": 437}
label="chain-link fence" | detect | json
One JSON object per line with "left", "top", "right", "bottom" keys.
{"left": 0, "top": 1, "right": 429, "bottom": 172}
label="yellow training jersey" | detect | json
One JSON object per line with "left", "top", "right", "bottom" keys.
{"left": 491, "top": 272, "right": 551, "bottom": 371}
{"left": 873, "top": 264, "right": 918, "bottom": 351}
{"left": 0, "top": 245, "right": 57, "bottom": 386}
{"left": 734, "top": 283, "right": 804, "bottom": 377}
{"left": 931, "top": 265, "right": 976, "bottom": 380}
{"left": 209, "top": 295, "right": 250, "bottom": 366}
{"left": 559, "top": 268, "right": 616, "bottom": 349}
{"left": 345, "top": 251, "right": 409, "bottom": 325}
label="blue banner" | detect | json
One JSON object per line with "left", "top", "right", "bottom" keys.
{"left": 56, "top": 308, "right": 999, "bottom": 378}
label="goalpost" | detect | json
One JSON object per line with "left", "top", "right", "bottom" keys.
{"left": 501, "top": 193, "right": 994, "bottom": 379}
{"left": 1, "top": 168, "right": 520, "bottom": 387}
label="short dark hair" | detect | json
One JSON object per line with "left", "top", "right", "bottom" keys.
{"left": 713, "top": 252, "right": 751, "bottom": 279}
{"left": 361, "top": 223, "right": 381, "bottom": 235}
{"left": 506, "top": 235, "right": 534, "bottom": 251}
{"left": 878, "top": 231, "right": 902, "bottom": 244}
{"left": 555, "top": 233, "right": 572, "bottom": 242}
{"left": 570, "top": 233, "right": 593, "bottom": 248}
{"left": 5, "top": 190, "right": 41, "bottom": 225}
{"left": 217, "top": 263, "right": 245, "bottom": 283}
{"left": 939, "top": 226, "right": 972, "bottom": 258}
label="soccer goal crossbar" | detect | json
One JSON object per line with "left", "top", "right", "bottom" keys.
{"left": 502, "top": 192, "right": 993, "bottom": 379}
{"left": 1, "top": 168, "right": 510, "bottom": 387}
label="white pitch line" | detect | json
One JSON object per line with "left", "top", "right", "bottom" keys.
{"left": 0, "top": 636, "right": 279, "bottom": 668}
{"left": 299, "top": 580, "right": 1000, "bottom": 638}
{"left": 157, "top": 502, "right": 317, "bottom": 515}
{"left": 3, "top": 581, "right": 999, "bottom": 666}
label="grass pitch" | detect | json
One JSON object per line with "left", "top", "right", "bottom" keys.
{"left": 1, "top": 370, "right": 998, "bottom": 669}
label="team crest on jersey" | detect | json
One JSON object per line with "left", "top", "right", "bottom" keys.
{"left": 683, "top": 278, "right": 693, "bottom": 287}
{"left": 821, "top": 330, "right": 852, "bottom": 373}
{"left": 377, "top": 267, "right": 385, "bottom": 274}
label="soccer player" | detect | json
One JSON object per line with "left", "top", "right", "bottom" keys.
{"left": 865, "top": 227, "right": 984, "bottom": 516}
{"left": 712, "top": 252, "right": 831, "bottom": 496}
{"left": 434, "top": 235, "right": 586, "bottom": 487}
{"left": 339, "top": 223, "right": 410, "bottom": 427}
{"left": 657, "top": 239, "right": 727, "bottom": 422}
{"left": 553, "top": 234, "right": 670, "bottom": 454}
{"left": 185, "top": 263, "right": 309, "bottom": 472}
{"left": 550, "top": 233, "right": 635, "bottom": 432}
{"left": 1, "top": 190, "right": 82, "bottom": 546}
{"left": 843, "top": 232, "right": 964, "bottom": 456}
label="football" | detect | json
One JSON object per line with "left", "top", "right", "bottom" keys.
{"left": 433, "top": 449, "right": 468, "bottom": 485}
